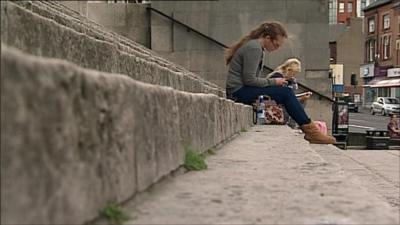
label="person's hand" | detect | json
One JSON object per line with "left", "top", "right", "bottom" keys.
{"left": 298, "top": 92, "right": 312, "bottom": 103}
{"left": 275, "top": 78, "right": 288, "bottom": 86}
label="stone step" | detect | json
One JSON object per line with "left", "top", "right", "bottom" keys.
{"left": 1, "top": 1, "right": 224, "bottom": 97}
{"left": 0, "top": 44, "right": 252, "bottom": 225}
{"left": 116, "top": 126, "right": 399, "bottom": 225}
{"left": 18, "top": 0, "right": 170, "bottom": 68}
{"left": 310, "top": 145, "right": 400, "bottom": 209}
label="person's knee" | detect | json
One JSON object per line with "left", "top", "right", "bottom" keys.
{"left": 278, "top": 87, "right": 293, "bottom": 98}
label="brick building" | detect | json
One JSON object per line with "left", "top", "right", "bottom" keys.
{"left": 329, "top": 0, "right": 375, "bottom": 24}
{"left": 338, "top": 0, "right": 357, "bottom": 23}
{"left": 360, "top": 0, "right": 400, "bottom": 106}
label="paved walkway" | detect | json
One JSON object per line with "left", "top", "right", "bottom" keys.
{"left": 120, "top": 126, "right": 399, "bottom": 224}
{"left": 312, "top": 145, "right": 399, "bottom": 209}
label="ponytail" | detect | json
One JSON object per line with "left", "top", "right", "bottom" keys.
{"left": 225, "top": 21, "right": 287, "bottom": 65}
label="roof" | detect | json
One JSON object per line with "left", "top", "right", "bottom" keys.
{"left": 329, "top": 24, "right": 347, "bottom": 42}
{"left": 363, "top": 0, "right": 392, "bottom": 11}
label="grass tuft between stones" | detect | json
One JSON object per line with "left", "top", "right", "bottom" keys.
{"left": 240, "top": 127, "right": 247, "bottom": 132}
{"left": 206, "top": 147, "right": 217, "bottom": 155}
{"left": 184, "top": 148, "right": 207, "bottom": 171}
{"left": 100, "top": 202, "right": 129, "bottom": 225}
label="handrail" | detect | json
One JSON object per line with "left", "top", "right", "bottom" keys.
{"left": 148, "top": 7, "right": 229, "bottom": 49}
{"left": 149, "top": 7, "right": 334, "bottom": 103}
{"left": 297, "top": 82, "right": 335, "bottom": 103}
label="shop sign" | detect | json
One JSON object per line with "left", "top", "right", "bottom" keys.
{"left": 374, "top": 65, "right": 393, "bottom": 77}
{"left": 387, "top": 68, "right": 400, "bottom": 77}
{"left": 360, "top": 64, "right": 374, "bottom": 77}
{"left": 332, "top": 84, "right": 344, "bottom": 93}
{"left": 330, "top": 64, "right": 344, "bottom": 84}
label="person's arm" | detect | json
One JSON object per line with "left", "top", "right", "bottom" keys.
{"left": 388, "top": 122, "right": 399, "bottom": 132}
{"left": 394, "top": 123, "right": 400, "bottom": 133}
{"left": 259, "top": 66, "right": 273, "bottom": 78}
{"left": 242, "top": 48, "right": 277, "bottom": 87}
{"left": 268, "top": 72, "right": 283, "bottom": 79}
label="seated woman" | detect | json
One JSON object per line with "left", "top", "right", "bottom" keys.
{"left": 268, "top": 58, "right": 312, "bottom": 103}
{"left": 268, "top": 58, "right": 312, "bottom": 128}
{"left": 225, "top": 21, "right": 335, "bottom": 144}
{"left": 388, "top": 113, "right": 400, "bottom": 139}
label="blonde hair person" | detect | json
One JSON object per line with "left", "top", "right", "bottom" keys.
{"left": 225, "top": 21, "right": 335, "bottom": 144}
{"left": 273, "top": 58, "right": 301, "bottom": 79}
{"left": 270, "top": 58, "right": 312, "bottom": 103}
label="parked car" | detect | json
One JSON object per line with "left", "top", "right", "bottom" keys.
{"left": 370, "top": 97, "right": 400, "bottom": 116}
{"left": 348, "top": 101, "right": 359, "bottom": 113}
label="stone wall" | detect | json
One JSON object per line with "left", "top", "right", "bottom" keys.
{"left": 1, "top": 45, "right": 252, "bottom": 225}
{"left": 59, "top": 0, "right": 88, "bottom": 16}
{"left": 86, "top": 2, "right": 151, "bottom": 48}
{"left": 151, "top": 0, "right": 331, "bottom": 90}
{"left": 336, "top": 17, "right": 364, "bottom": 99}
{"left": 0, "top": 1, "right": 224, "bottom": 97}
{"left": 0, "top": 1, "right": 253, "bottom": 224}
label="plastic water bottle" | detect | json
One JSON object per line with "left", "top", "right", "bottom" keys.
{"left": 257, "top": 95, "right": 265, "bottom": 125}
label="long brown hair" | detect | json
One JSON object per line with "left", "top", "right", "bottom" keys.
{"left": 225, "top": 21, "right": 287, "bottom": 65}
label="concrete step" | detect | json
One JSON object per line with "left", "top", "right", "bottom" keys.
{"left": 1, "top": 1, "right": 224, "bottom": 97}
{"left": 0, "top": 45, "right": 252, "bottom": 225}
{"left": 311, "top": 145, "right": 400, "bottom": 209}
{"left": 112, "top": 126, "right": 399, "bottom": 224}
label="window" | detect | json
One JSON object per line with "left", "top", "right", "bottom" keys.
{"left": 359, "top": 0, "right": 367, "bottom": 17}
{"left": 366, "top": 39, "right": 376, "bottom": 62}
{"left": 368, "top": 19, "right": 375, "bottom": 33}
{"left": 370, "top": 41, "right": 375, "bottom": 61}
{"left": 347, "top": 2, "right": 353, "bottom": 13}
{"left": 360, "top": 0, "right": 367, "bottom": 9}
{"left": 339, "top": 2, "right": 345, "bottom": 13}
{"left": 329, "top": 0, "right": 338, "bottom": 24}
{"left": 385, "top": 98, "right": 399, "bottom": 104}
{"left": 383, "top": 14, "right": 390, "bottom": 29}
{"left": 383, "top": 35, "right": 391, "bottom": 59}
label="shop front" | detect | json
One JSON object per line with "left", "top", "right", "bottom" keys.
{"left": 385, "top": 68, "right": 400, "bottom": 98}
{"left": 362, "top": 67, "right": 400, "bottom": 107}
{"left": 360, "top": 63, "right": 375, "bottom": 107}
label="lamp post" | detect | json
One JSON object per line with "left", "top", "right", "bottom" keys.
{"left": 329, "top": 68, "right": 334, "bottom": 98}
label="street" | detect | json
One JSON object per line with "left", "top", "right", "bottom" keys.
{"left": 349, "top": 108, "right": 389, "bottom": 133}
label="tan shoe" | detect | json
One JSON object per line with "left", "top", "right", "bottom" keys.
{"left": 300, "top": 122, "right": 336, "bottom": 144}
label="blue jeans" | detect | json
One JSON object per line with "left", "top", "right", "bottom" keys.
{"left": 284, "top": 101, "right": 306, "bottom": 128}
{"left": 231, "top": 86, "right": 311, "bottom": 126}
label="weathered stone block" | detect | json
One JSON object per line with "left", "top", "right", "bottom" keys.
{"left": 1, "top": 45, "right": 252, "bottom": 225}
{"left": 2, "top": 1, "right": 224, "bottom": 97}
{"left": 0, "top": 45, "right": 185, "bottom": 224}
